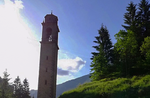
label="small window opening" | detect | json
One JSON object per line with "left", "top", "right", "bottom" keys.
{"left": 46, "top": 56, "right": 48, "bottom": 60}
{"left": 45, "top": 80, "right": 47, "bottom": 85}
{"left": 46, "top": 68, "right": 47, "bottom": 72}
{"left": 49, "top": 35, "right": 52, "bottom": 41}
{"left": 46, "top": 28, "right": 52, "bottom": 42}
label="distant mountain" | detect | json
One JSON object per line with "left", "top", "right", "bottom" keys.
{"left": 56, "top": 74, "right": 91, "bottom": 98}
{"left": 30, "top": 89, "right": 37, "bottom": 98}
{"left": 30, "top": 74, "right": 91, "bottom": 98}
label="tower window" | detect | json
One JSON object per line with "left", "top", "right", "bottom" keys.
{"left": 45, "top": 80, "right": 47, "bottom": 85}
{"left": 46, "top": 28, "right": 52, "bottom": 41}
{"left": 46, "top": 56, "right": 48, "bottom": 60}
{"left": 46, "top": 68, "right": 47, "bottom": 72}
{"left": 49, "top": 35, "right": 52, "bottom": 41}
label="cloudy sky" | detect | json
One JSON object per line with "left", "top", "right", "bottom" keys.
{"left": 0, "top": 0, "right": 140, "bottom": 90}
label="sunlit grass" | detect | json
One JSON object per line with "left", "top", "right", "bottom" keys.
{"left": 58, "top": 75, "right": 150, "bottom": 98}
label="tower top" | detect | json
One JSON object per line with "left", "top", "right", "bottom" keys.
{"left": 41, "top": 13, "right": 59, "bottom": 42}
{"left": 51, "top": 10, "right": 53, "bottom": 14}
{"left": 44, "top": 13, "right": 58, "bottom": 23}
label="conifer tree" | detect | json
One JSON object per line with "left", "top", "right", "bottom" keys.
{"left": 22, "top": 78, "right": 30, "bottom": 98}
{"left": 91, "top": 24, "right": 113, "bottom": 63}
{"left": 119, "top": 0, "right": 150, "bottom": 76}
{"left": 122, "top": 2, "right": 137, "bottom": 31}
{"left": 13, "top": 76, "right": 23, "bottom": 98}
{"left": 122, "top": 0, "right": 150, "bottom": 46}
{"left": 137, "top": 0, "right": 150, "bottom": 38}
{"left": 90, "top": 24, "right": 113, "bottom": 81}
{"left": 0, "top": 70, "right": 13, "bottom": 98}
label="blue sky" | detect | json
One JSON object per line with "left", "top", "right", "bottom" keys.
{"left": 0, "top": 0, "right": 140, "bottom": 90}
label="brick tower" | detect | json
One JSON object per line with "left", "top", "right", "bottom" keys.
{"left": 37, "top": 13, "right": 59, "bottom": 98}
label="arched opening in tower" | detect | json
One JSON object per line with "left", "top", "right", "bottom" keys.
{"left": 46, "top": 28, "right": 52, "bottom": 41}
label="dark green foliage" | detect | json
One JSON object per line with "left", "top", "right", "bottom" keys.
{"left": 90, "top": 0, "right": 150, "bottom": 80}
{"left": 122, "top": 2, "right": 137, "bottom": 31}
{"left": 0, "top": 71, "right": 31, "bottom": 98}
{"left": 13, "top": 77, "right": 31, "bottom": 98}
{"left": 140, "top": 36, "right": 150, "bottom": 54}
{"left": 90, "top": 48, "right": 108, "bottom": 80}
{"left": 114, "top": 0, "right": 150, "bottom": 77}
{"left": 91, "top": 24, "right": 113, "bottom": 63}
{"left": 137, "top": 0, "right": 150, "bottom": 38}
{"left": 122, "top": 0, "right": 150, "bottom": 51}
{"left": 13, "top": 76, "right": 23, "bottom": 98}
{"left": 90, "top": 24, "right": 113, "bottom": 81}
{"left": 0, "top": 70, "right": 13, "bottom": 98}
{"left": 140, "top": 36, "right": 150, "bottom": 72}
{"left": 22, "top": 78, "right": 30, "bottom": 98}
{"left": 114, "top": 30, "right": 142, "bottom": 76}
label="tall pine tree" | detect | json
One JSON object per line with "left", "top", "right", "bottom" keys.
{"left": 137, "top": 0, "right": 150, "bottom": 38}
{"left": 22, "top": 78, "right": 30, "bottom": 98}
{"left": 0, "top": 70, "right": 13, "bottom": 98}
{"left": 122, "top": 2, "right": 137, "bottom": 31}
{"left": 90, "top": 24, "right": 113, "bottom": 81}
{"left": 13, "top": 76, "right": 23, "bottom": 98}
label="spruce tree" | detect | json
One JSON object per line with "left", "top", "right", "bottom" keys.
{"left": 13, "top": 76, "right": 23, "bottom": 98}
{"left": 0, "top": 70, "right": 13, "bottom": 98}
{"left": 91, "top": 24, "right": 113, "bottom": 63}
{"left": 137, "top": 0, "right": 150, "bottom": 38}
{"left": 120, "top": 0, "right": 150, "bottom": 75}
{"left": 122, "top": 2, "right": 137, "bottom": 31}
{"left": 90, "top": 24, "right": 113, "bottom": 81}
{"left": 22, "top": 78, "right": 30, "bottom": 98}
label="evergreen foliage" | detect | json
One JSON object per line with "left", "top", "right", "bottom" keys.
{"left": 0, "top": 70, "right": 13, "bottom": 98}
{"left": 13, "top": 76, "right": 23, "bottom": 98}
{"left": 90, "top": 24, "right": 113, "bottom": 81}
{"left": 22, "top": 78, "right": 30, "bottom": 98}
{"left": 0, "top": 71, "right": 31, "bottom": 98}
{"left": 13, "top": 77, "right": 31, "bottom": 98}
{"left": 91, "top": 0, "right": 150, "bottom": 80}
{"left": 122, "top": 2, "right": 137, "bottom": 30}
{"left": 114, "top": 30, "right": 140, "bottom": 76}
{"left": 140, "top": 36, "right": 150, "bottom": 72}
{"left": 115, "top": 0, "right": 150, "bottom": 76}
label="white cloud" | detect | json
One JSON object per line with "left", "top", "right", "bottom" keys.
{"left": 57, "top": 51, "right": 86, "bottom": 84}
{"left": 58, "top": 57, "right": 86, "bottom": 73}
{"left": 14, "top": 0, "right": 24, "bottom": 9}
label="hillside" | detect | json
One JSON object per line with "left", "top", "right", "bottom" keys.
{"left": 30, "top": 74, "right": 91, "bottom": 98}
{"left": 58, "top": 75, "right": 150, "bottom": 98}
{"left": 56, "top": 74, "right": 91, "bottom": 98}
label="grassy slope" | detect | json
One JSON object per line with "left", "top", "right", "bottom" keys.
{"left": 58, "top": 75, "right": 150, "bottom": 98}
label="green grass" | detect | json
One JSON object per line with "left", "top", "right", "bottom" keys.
{"left": 58, "top": 75, "right": 150, "bottom": 98}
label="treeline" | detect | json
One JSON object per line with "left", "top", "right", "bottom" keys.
{"left": 90, "top": 0, "right": 150, "bottom": 81}
{"left": 0, "top": 70, "right": 32, "bottom": 98}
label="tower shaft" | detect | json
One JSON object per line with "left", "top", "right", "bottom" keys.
{"left": 37, "top": 14, "right": 59, "bottom": 98}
